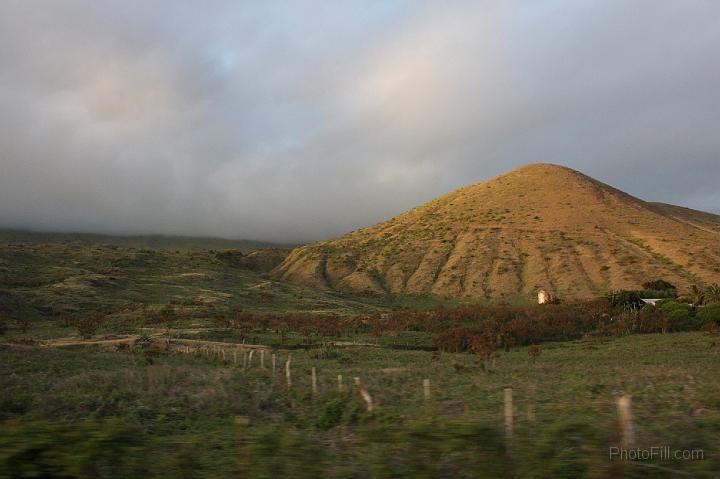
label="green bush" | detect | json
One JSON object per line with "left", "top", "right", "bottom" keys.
{"left": 641, "top": 280, "right": 677, "bottom": 298}
{"left": 607, "top": 290, "right": 643, "bottom": 308}
{"left": 698, "top": 304, "right": 720, "bottom": 327}
{"left": 658, "top": 300, "right": 699, "bottom": 331}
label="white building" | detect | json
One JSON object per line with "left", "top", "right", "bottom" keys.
{"left": 538, "top": 289, "right": 552, "bottom": 304}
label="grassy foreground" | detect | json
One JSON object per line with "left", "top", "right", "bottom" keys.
{"left": 2, "top": 332, "right": 719, "bottom": 478}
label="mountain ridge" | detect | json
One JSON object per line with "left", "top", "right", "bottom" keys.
{"left": 271, "top": 163, "right": 720, "bottom": 300}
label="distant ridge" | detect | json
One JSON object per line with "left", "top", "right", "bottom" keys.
{"left": 0, "top": 229, "right": 291, "bottom": 253}
{"left": 271, "top": 163, "right": 720, "bottom": 300}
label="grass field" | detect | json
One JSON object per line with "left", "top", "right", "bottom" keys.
{"left": 2, "top": 235, "right": 719, "bottom": 477}
{"left": 2, "top": 332, "right": 719, "bottom": 478}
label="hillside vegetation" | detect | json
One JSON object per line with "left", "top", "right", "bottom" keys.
{"left": 0, "top": 229, "right": 289, "bottom": 253}
{"left": 0, "top": 242, "right": 404, "bottom": 327}
{"left": 273, "top": 164, "right": 720, "bottom": 301}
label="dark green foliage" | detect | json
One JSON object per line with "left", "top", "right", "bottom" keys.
{"left": 214, "top": 249, "right": 245, "bottom": 266}
{"left": 607, "top": 290, "right": 644, "bottom": 308}
{"left": 74, "top": 312, "right": 104, "bottom": 339}
{"left": 698, "top": 304, "right": 720, "bottom": 327}
{"left": 642, "top": 280, "right": 676, "bottom": 291}
{"left": 657, "top": 300, "right": 700, "bottom": 331}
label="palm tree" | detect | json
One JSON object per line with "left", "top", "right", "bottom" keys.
{"left": 690, "top": 285, "right": 705, "bottom": 306}
{"left": 706, "top": 283, "right": 720, "bottom": 304}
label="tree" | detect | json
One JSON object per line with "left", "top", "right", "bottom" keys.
{"left": 690, "top": 285, "right": 706, "bottom": 306}
{"left": 76, "top": 313, "right": 103, "bottom": 339}
{"left": 147, "top": 305, "right": 180, "bottom": 337}
{"left": 642, "top": 280, "right": 677, "bottom": 298}
{"left": 528, "top": 345, "right": 541, "bottom": 363}
{"left": 607, "top": 290, "right": 643, "bottom": 309}
{"left": 469, "top": 336, "right": 495, "bottom": 371}
{"left": 705, "top": 284, "right": 720, "bottom": 304}
{"left": 642, "top": 280, "right": 676, "bottom": 292}
{"left": 698, "top": 304, "right": 720, "bottom": 328}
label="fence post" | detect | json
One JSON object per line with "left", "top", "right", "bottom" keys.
{"left": 311, "top": 367, "right": 317, "bottom": 395}
{"left": 504, "top": 388, "right": 513, "bottom": 442}
{"left": 233, "top": 349, "right": 238, "bottom": 365}
{"left": 272, "top": 354, "right": 277, "bottom": 378}
{"left": 338, "top": 374, "right": 343, "bottom": 392}
{"left": 354, "top": 377, "right": 374, "bottom": 412}
{"left": 285, "top": 355, "right": 292, "bottom": 387}
{"left": 617, "top": 395, "right": 635, "bottom": 448}
{"left": 248, "top": 349, "right": 255, "bottom": 368}
{"left": 423, "top": 379, "right": 431, "bottom": 403}
{"left": 243, "top": 350, "right": 248, "bottom": 369}
{"left": 260, "top": 350, "right": 265, "bottom": 369}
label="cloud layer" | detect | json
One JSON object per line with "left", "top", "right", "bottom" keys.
{"left": 1, "top": 1, "right": 719, "bottom": 242}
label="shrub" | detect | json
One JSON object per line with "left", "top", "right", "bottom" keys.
{"left": 528, "top": 345, "right": 541, "bottom": 361}
{"left": 658, "top": 300, "right": 698, "bottom": 331}
{"left": 75, "top": 313, "right": 104, "bottom": 339}
{"left": 698, "top": 304, "right": 720, "bottom": 328}
{"left": 642, "top": 280, "right": 677, "bottom": 298}
{"left": 607, "top": 290, "right": 643, "bottom": 309}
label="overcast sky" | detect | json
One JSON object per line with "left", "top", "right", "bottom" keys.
{"left": 1, "top": 1, "right": 719, "bottom": 243}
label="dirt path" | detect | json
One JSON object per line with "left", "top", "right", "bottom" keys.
{"left": 39, "top": 334, "right": 387, "bottom": 351}
{"left": 39, "top": 334, "right": 269, "bottom": 351}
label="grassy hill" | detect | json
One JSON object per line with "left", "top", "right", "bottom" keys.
{"left": 272, "top": 163, "right": 720, "bottom": 301}
{"left": 0, "top": 229, "right": 291, "bottom": 253}
{"left": 0, "top": 241, "right": 433, "bottom": 326}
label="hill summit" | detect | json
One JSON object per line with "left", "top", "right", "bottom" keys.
{"left": 272, "top": 164, "right": 720, "bottom": 300}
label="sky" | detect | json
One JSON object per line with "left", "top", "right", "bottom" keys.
{"left": 1, "top": 1, "right": 719, "bottom": 243}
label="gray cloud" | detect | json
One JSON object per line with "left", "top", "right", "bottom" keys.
{"left": 1, "top": 0, "right": 718, "bottom": 243}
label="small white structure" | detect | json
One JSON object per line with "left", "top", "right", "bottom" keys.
{"left": 538, "top": 289, "right": 552, "bottom": 304}
{"left": 640, "top": 298, "right": 662, "bottom": 306}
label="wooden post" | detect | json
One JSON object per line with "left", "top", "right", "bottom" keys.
{"left": 272, "top": 354, "right": 277, "bottom": 378}
{"left": 617, "top": 395, "right": 635, "bottom": 448}
{"left": 285, "top": 355, "right": 292, "bottom": 387}
{"left": 311, "top": 367, "right": 317, "bottom": 395}
{"left": 233, "top": 349, "right": 238, "bottom": 365}
{"left": 243, "top": 350, "right": 248, "bottom": 369}
{"left": 423, "top": 379, "right": 431, "bottom": 402}
{"left": 337, "top": 374, "right": 343, "bottom": 392}
{"left": 504, "top": 388, "right": 513, "bottom": 442}
{"left": 248, "top": 350, "right": 255, "bottom": 367}
{"left": 221, "top": 349, "right": 226, "bottom": 361}
{"left": 260, "top": 350, "right": 265, "bottom": 369}
{"left": 354, "top": 377, "right": 374, "bottom": 412}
